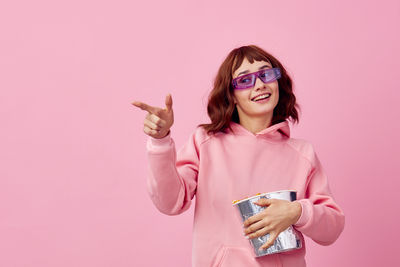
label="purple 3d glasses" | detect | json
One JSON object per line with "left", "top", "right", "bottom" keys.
{"left": 232, "top": 67, "right": 281, "bottom": 90}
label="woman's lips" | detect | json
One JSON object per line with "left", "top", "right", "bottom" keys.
{"left": 251, "top": 93, "right": 271, "bottom": 102}
{"left": 253, "top": 96, "right": 270, "bottom": 103}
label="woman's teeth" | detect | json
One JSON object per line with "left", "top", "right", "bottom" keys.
{"left": 252, "top": 93, "right": 271, "bottom": 102}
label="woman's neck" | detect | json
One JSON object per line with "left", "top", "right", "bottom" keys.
{"left": 239, "top": 114, "right": 273, "bottom": 134}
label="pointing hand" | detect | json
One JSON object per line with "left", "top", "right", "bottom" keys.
{"left": 132, "top": 94, "right": 174, "bottom": 139}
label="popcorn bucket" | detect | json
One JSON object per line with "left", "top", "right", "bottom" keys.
{"left": 232, "top": 190, "right": 302, "bottom": 257}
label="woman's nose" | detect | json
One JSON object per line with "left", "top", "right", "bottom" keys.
{"left": 254, "top": 76, "right": 266, "bottom": 90}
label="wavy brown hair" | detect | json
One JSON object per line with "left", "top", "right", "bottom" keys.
{"left": 198, "top": 44, "right": 300, "bottom": 135}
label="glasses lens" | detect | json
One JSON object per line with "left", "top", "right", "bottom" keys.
{"left": 235, "top": 74, "right": 255, "bottom": 89}
{"left": 259, "top": 68, "right": 279, "bottom": 83}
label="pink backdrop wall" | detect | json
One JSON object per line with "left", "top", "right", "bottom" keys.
{"left": 1, "top": 0, "right": 399, "bottom": 266}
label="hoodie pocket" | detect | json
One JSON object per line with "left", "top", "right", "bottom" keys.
{"left": 211, "top": 245, "right": 257, "bottom": 267}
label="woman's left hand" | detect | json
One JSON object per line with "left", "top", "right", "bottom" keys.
{"left": 243, "top": 198, "right": 302, "bottom": 251}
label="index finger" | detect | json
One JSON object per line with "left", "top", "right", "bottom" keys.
{"left": 132, "top": 101, "right": 160, "bottom": 114}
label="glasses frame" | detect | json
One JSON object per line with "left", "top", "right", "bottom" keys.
{"left": 231, "top": 67, "right": 281, "bottom": 90}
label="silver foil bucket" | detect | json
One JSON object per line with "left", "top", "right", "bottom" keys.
{"left": 232, "top": 190, "right": 302, "bottom": 257}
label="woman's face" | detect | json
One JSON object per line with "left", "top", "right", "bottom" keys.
{"left": 232, "top": 58, "right": 279, "bottom": 125}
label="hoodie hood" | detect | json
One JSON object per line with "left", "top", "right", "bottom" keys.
{"left": 228, "top": 120, "right": 290, "bottom": 141}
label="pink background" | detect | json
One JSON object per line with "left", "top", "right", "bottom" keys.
{"left": 1, "top": 0, "right": 399, "bottom": 266}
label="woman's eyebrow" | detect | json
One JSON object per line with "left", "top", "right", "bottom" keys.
{"left": 236, "top": 64, "right": 271, "bottom": 77}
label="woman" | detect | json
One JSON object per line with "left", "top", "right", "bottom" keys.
{"left": 132, "top": 45, "right": 345, "bottom": 267}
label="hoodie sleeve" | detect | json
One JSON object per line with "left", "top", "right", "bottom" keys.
{"left": 145, "top": 128, "right": 200, "bottom": 215}
{"left": 293, "top": 144, "right": 345, "bottom": 246}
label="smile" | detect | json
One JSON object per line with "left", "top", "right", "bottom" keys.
{"left": 251, "top": 93, "right": 271, "bottom": 102}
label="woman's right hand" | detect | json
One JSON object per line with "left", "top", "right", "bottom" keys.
{"left": 131, "top": 94, "right": 174, "bottom": 139}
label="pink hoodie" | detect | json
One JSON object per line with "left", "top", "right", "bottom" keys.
{"left": 145, "top": 120, "right": 345, "bottom": 267}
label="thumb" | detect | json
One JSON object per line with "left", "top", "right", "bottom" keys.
{"left": 255, "top": 198, "right": 273, "bottom": 207}
{"left": 165, "top": 93, "right": 173, "bottom": 112}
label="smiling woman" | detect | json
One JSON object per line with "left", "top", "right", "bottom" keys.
{"left": 231, "top": 58, "right": 280, "bottom": 133}
{"left": 199, "top": 45, "right": 299, "bottom": 135}
{"left": 133, "top": 44, "right": 345, "bottom": 267}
